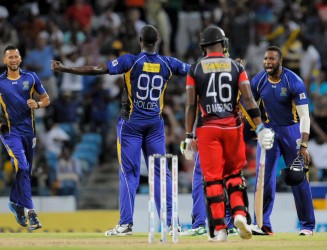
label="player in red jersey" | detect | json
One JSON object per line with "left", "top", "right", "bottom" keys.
{"left": 184, "top": 25, "right": 274, "bottom": 242}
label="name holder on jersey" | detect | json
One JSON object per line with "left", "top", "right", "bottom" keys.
{"left": 143, "top": 63, "right": 161, "bottom": 73}
{"left": 201, "top": 58, "right": 231, "bottom": 73}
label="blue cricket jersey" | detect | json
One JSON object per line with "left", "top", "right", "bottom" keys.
{"left": 0, "top": 69, "right": 46, "bottom": 134}
{"left": 106, "top": 52, "right": 189, "bottom": 120}
{"left": 251, "top": 67, "right": 308, "bottom": 127}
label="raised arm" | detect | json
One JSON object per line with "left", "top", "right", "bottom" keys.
{"left": 51, "top": 60, "right": 109, "bottom": 75}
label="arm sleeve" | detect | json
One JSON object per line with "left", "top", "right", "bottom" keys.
{"left": 33, "top": 72, "right": 46, "bottom": 95}
{"left": 296, "top": 104, "right": 310, "bottom": 134}
{"left": 291, "top": 77, "right": 309, "bottom": 105}
{"left": 250, "top": 78, "right": 260, "bottom": 101}
{"left": 168, "top": 56, "right": 190, "bottom": 76}
{"left": 106, "top": 54, "right": 134, "bottom": 75}
{"left": 186, "top": 65, "right": 195, "bottom": 89}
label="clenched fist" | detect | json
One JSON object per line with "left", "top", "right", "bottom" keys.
{"left": 51, "top": 60, "right": 64, "bottom": 71}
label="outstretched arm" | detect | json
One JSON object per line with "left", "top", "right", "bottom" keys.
{"left": 51, "top": 60, "right": 109, "bottom": 75}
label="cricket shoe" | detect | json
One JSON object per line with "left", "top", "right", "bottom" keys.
{"left": 105, "top": 224, "right": 132, "bottom": 236}
{"left": 234, "top": 215, "right": 252, "bottom": 240}
{"left": 299, "top": 229, "right": 313, "bottom": 236}
{"left": 8, "top": 202, "right": 27, "bottom": 227}
{"left": 227, "top": 227, "right": 238, "bottom": 236}
{"left": 168, "top": 225, "right": 183, "bottom": 236}
{"left": 250, "top": 224, "right": 273, "bottom": 236}
{"left": 208, "top": 229, "right": 227, "bottom": 242}
{"left": 28, "top": 210, "right": 42, "bottom": 230}
{"left": 179, "top": 226, "right": 207, "bottom": 236}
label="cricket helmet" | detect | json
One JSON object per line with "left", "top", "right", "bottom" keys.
{"left": 199, "top": 25, "right": 229, "bottom": 49}
{"left": 280, "top": 156, "right": 308, "bottom": 186}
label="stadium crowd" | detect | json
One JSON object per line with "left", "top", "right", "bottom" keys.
{"left": 0, "top": 0, "right": 326, "bottom": 200}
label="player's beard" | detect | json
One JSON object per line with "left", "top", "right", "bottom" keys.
{"left": 266, "top": 62, "right": 280, "bottom": 76}
{"left": 8, "top": 64, "right": 19, "bottom": 71}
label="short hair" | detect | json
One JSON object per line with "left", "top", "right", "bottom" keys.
{"left": 140, "top": 25, "right": 158, "bottom": 45}
{"left": 4, "top": 45, "right": 18, "bottom": 55}
{"left": 266, "top": 46, "right": 282, "bottom": 59}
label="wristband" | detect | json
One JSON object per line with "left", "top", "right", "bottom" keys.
{"left": 247, "top": 107, "right": 261, "bottom": 119}
{"left": 299, "top": 141, "right": 308, "bottom": 148}
{"left": 255, "top": 123, "right": 264, "bottom": 134}
{"left": 186, "top": 132, "right": 194, "bottom": 139}
{"left": 36, "top": 102, "right": 40, "bottom": 109}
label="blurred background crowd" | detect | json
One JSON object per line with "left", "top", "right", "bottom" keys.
{"left": 0, "top": 0, "right": 326, "bottom": 209}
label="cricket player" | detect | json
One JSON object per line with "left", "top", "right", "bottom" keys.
{"left": 0, "top": 45, "right": 50, "bottom": 230}
{"left": 250, "top": 46, "right": 315, "bottom": 236}
{"left": 184, "top": 25, "right": 274, "bottom": 242}
{"left": 51, "top": 25, "right": 190, "bottom": 236}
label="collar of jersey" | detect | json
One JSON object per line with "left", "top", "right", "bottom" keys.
{"left": 5, "top": 68, "right": 22, "bottom": 80}
{"left": 206, "top": 52, "right": 225, "bottom": 57}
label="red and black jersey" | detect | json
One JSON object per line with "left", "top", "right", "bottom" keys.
{"left": 186, "top": 52, "right": 249, "bottom": 127}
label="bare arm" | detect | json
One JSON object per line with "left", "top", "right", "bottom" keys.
{"left": 239, "top": 82, "right": 263, "bottom": 127}
{"left": 51, "top": 60, "right": 109, "bottom": 75}
{"left": 185, "top": 87, "right": 197, "bottom": 134}
{"left": 27, "top": 92, "right": 50, "bottom": 109}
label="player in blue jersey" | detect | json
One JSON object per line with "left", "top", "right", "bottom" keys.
{"left": 250, "top": 46, "right": 315, "bottom": 236}
{"left": 179, "top": 152, "right": 207, "bottom": 236}
{"left": 0, "top": 45, "right": 50, "bottom": 230}
{"left": 51, "top": 25, "right": 190, "bottom": 236}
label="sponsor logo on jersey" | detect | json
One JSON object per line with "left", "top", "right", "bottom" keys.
{"left": 299, "top": 93, "right": 306, "bottom": 100}
{"left": 12, "top": 81, "right": 17, "bottom": 84}
{"left": 23, "top": 81, "right": 29, "bottom": 90}
{"left": 201, "top": 58, "right": 231, "bottom": 73}
{"left": 112, "top": 60, "right": 118, "bottom": 66}
{"left": 280, "top": 87, "right": 287, "bottom": 96}
{"left": 143, "top": 63, "right": 161, "bottom": 73}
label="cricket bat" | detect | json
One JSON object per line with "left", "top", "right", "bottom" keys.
{"left": 254, "top": 148, "right": 266, "bottom": 228}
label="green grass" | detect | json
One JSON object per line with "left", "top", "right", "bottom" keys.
{"left": 0, "top": 232, "right": 326, "bottom": 250}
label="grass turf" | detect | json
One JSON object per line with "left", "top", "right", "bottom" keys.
{"left": 0, "top": 232, "right": 326, "bottom": 250}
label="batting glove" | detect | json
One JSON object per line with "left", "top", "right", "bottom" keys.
{"left": 180, "top": 138, "right": 194, "bottom": 160}
{"left": 256, "top": 124, "right": 275, "bottom": 150}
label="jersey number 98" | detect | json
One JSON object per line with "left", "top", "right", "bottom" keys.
{"left": 136, "top": 74, "right": 164, "bottom": 101}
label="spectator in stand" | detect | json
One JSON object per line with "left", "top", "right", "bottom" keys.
{"left": 55, "top": 146, "right": 81, "bottom": 196}
{"left": 24, "top": 31, "right": 58, "bottom": 100}
{"left": 0, "top": 5, "right": 18, "bottom": 68}
{"left": 64, "top": 0, "right": 94, "bottom": 34}
{"left": 145, "top": 0, "right": 172, "bottom": 55}
{"left": 59, "top": 45, "right": 86, "bottom": 98}
{"left": 63, "top": 20, "right": 87, "bottom": 47}
{"left": 299, "top": 35, "right": 321, "bottom": 91}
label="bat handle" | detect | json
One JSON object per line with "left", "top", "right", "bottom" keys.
{"left": 260, "top": 148, "right": 266, "bottom": 165}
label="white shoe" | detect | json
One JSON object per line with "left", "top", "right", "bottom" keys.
{"left": 168, "top": 225, "right": 183, "bottom": 236}
{"left": 208, "top": 229, "right": 227, "bottom": 242}
{"left": 105, "top": 224, "right": 132, "bottom": 236}
{"left": 227, "top": 227, "right": 239, "bottom": 236}
{"left": 249, "top": 224, "right": 273, "bottom": 235}
{"left": 299, "top": 229, "right": 313, "bottom": 236}
{"left": 179, "top": 226, "right": 207, "bottom": 236}
{"left": 234, "top": 215, "right": 252, "bottom": 240}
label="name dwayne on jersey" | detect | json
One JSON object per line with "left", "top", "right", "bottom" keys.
{"left": 206, "top": 103, "right": 233, "bottom": 113}
{"left": 134, "top": 99, "right": 158, "bottom": 110}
